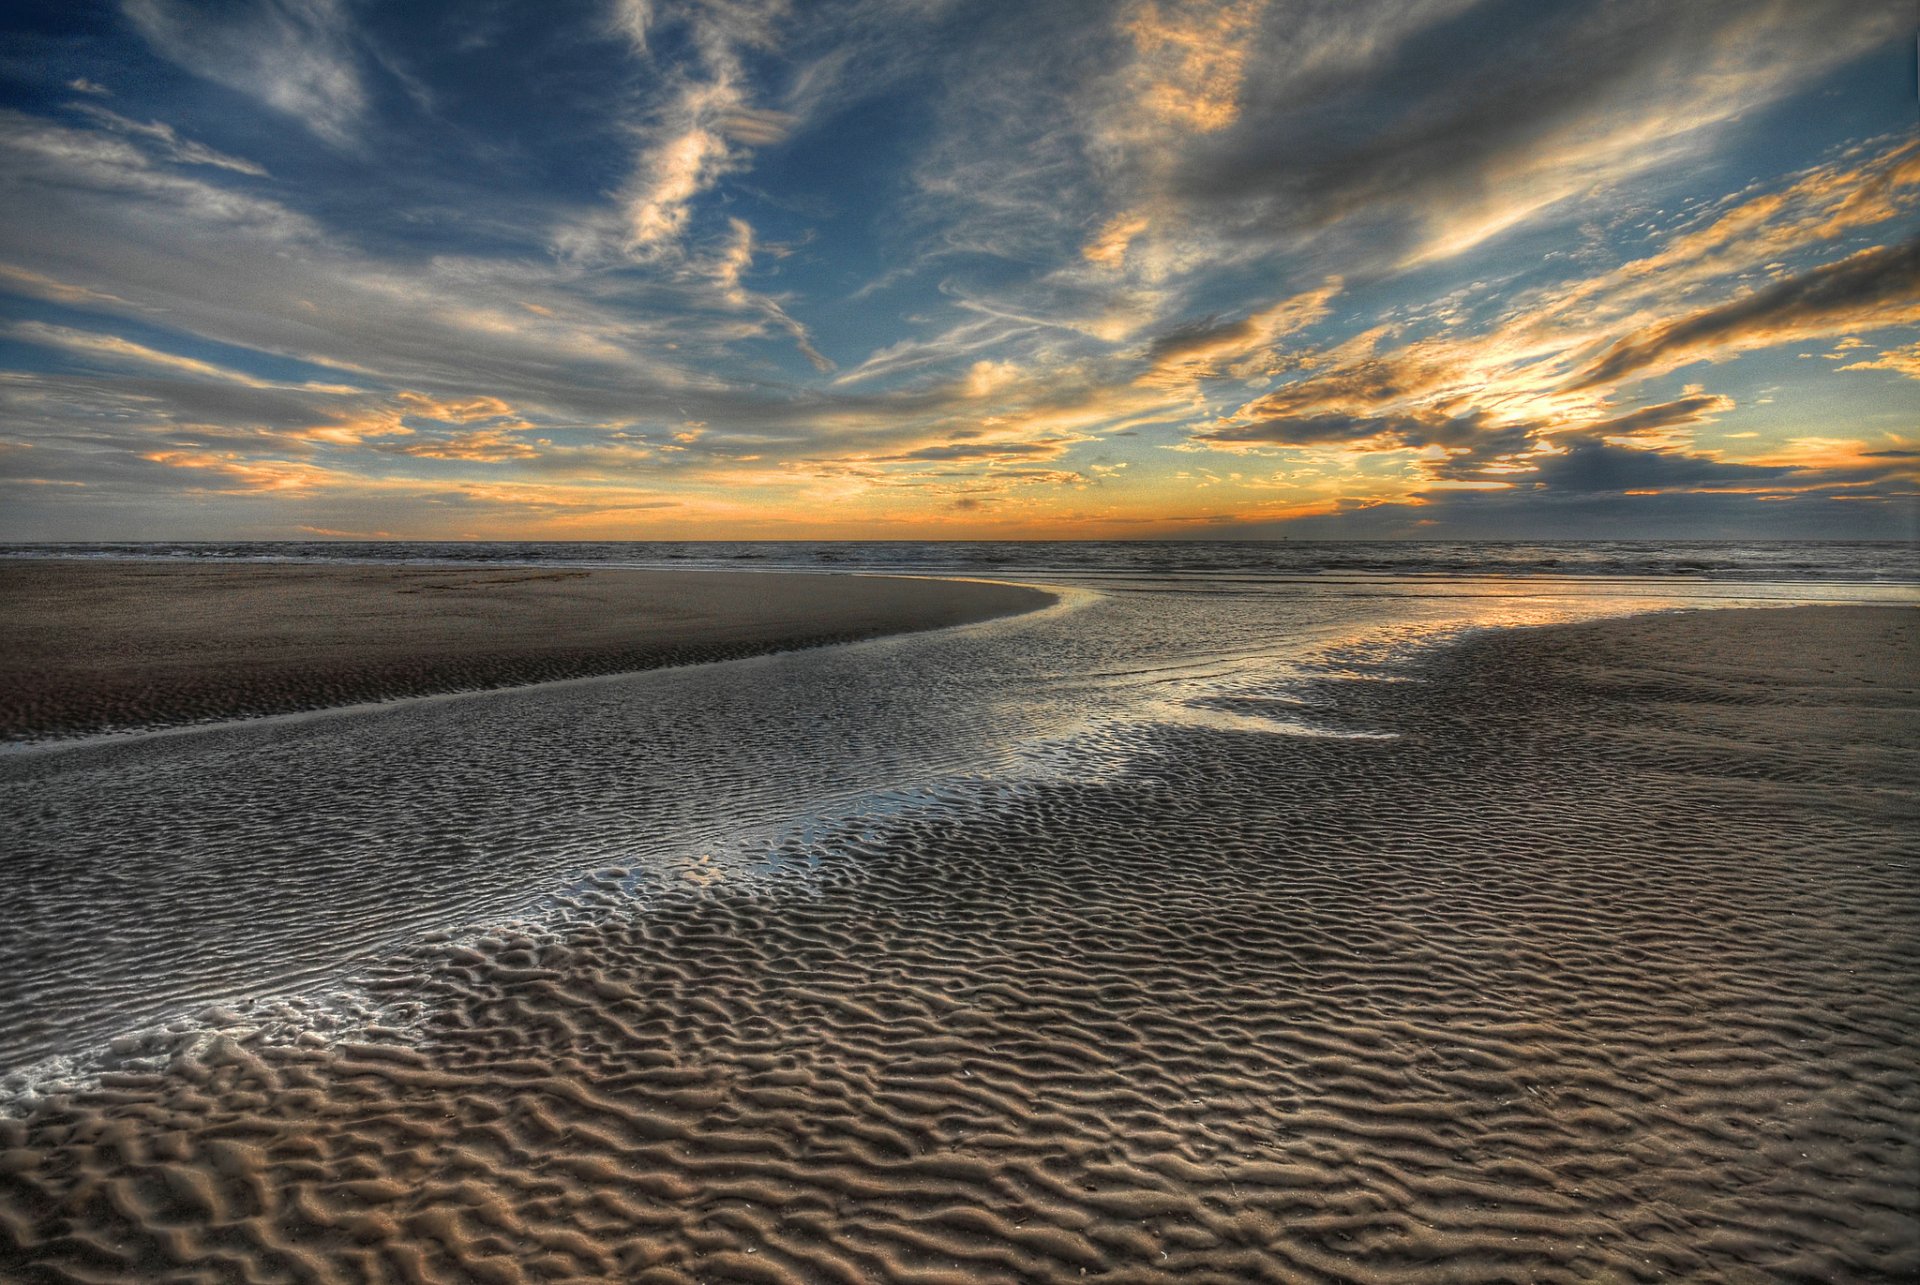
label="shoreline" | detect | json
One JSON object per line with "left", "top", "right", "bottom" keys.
{"left": 0, "top": 559, "right": 1056, "bottom": 742}
{"left": 2, "top": 602, "right": 1915, "bottom": 1280}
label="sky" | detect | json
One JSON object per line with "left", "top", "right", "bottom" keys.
{"left": 0, "top": 0, "right": 1916, "bottom": 541}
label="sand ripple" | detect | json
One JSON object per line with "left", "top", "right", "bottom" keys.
{"left": 2, "top": 606, "right": 1915, "bottom": 1282}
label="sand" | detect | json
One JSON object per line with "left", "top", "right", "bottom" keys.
{"left": 2, "top": 604, "right": 1916, "bottom": 1282}
{"left": 0, "top": 560, "right": 1055, "bottom": 741}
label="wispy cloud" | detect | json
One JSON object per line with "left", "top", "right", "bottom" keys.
{"left": 123, "top": 0, "right": 367, "bottom": 146}
{"left": 8, "top": 321, "right": 348, "bottom": 391}
{"left": 67, "top": 104, "right": 269, "bottom": 177}
{"left": 609, "top": 0, "right": 656, "bottom": 53}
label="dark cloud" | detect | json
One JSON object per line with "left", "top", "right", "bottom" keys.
{"left": 1221, "top": 361, "right": 1417, "bottom": 423}
{"left": 1142, "top": 313, "right": 1258, "bottom": 364}
{"left": 1527, "top": 440, "right": 1791, "bottom": 494}
{"left": 1570, "top": 393, "right": 1735, "bottom": 440}
{"left": 1195, "top": 390, "right": 1904, "bottom": 504}
{"left": 1572, "top": 235, "right": 1920, "bottom": 389}
{"left": 1169, "top": 0, "right": 1903, "bottom": 254}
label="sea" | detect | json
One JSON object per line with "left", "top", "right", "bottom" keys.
{"left": 4, "top": 537, "right": 1915, "bottom": 582}
{"left": 1, "top": 539, "right": 1914, "bottom": 1099}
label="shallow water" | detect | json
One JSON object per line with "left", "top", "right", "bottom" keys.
{"left": 1, "top": 560, "right": 1911, "bottom": 1086}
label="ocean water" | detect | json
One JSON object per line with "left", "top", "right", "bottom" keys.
{"left": 0, "top": 541, "right": 1914, "bottom": 1093}
{"left": 4, "top": 537, "right": 1916, "bottom": 582}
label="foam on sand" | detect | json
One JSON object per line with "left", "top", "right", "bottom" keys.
{"left": 1, "top": 605, "right": 1915, "bottom": 1281}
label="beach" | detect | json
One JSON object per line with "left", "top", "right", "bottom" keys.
{"left": 0, "top": 560, "right": 1053, "bottom": 741}
{"left": 0, "top": 560, "right": 1916, "bottom": 1282}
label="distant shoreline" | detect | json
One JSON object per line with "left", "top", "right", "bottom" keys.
{"left": 0, "top": 559, "right": 1055, "bottom": 742}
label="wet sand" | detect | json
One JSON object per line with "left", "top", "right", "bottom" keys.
{"left": 2, "top": 604, "right": 1917, "bottom": 1282}
{"left": 0, "top": 560, "right": 1054, "bottom": 740}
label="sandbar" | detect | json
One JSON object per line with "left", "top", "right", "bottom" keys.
{"left": 0, "top": 559, "right": 1054, "bottom": 740}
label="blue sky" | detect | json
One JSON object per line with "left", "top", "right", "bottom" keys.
{"left": 1, "top": 0, "right": 1915, "bottom": 539}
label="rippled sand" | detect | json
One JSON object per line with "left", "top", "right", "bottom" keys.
{"left": 0, "top": 560, "right": 1051, "bottom": 740}
{"left": 3, "top": 606, "right": 1916, "bottom": 1282}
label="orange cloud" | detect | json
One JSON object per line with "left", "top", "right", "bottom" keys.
{"left": 391, "top": 430, "right": 538, "bottom": 462}
{"left": 1123, "top": 0, "right": 1261, "bottom": 134}
{"left": 393, "top": 391, "right": 520, "bottom": 423}
{"left": 141, "top": 450, "right": 342, "bottom": 493}
{"left": 1083, "top": 212, "right": 1151, "bottom": 268}
{"left": 1839, "top": 341, "right": 1920, "bottom": 380}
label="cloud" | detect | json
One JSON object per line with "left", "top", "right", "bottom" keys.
{"left": 1183, "top": 134, "right": 1920, "bottom": 515}
{"left": 623, "top": 115, "right": 738, "bottom": 256}
{"left": 873, "top": 440, "right": 1065, "bottom": 463}
{"left": 2, "top": 3, "right": 1913, "bottom": 539}
{"left": 1138, "top": 277, "right": 1341, "bottom": 386}
{"left": 706, "top": 217, "right": 834, "bottom": 371}
{"left": 584, "top": 0, "right": 795, "bottom": 264}
{"left": 833, "top": 315, "right": 1036, "bottom": 388}
{"left": 1202, "top": 383, "right": 1773, "bottom": 499}
{"left": 1572, "top": 235, "right": 1920, "bottom": 389}
{"left": 1263, "top": 483, "right": 1917, "bottom": 542}
{"left": 1566, "top": 393, "right": 1736, "bottom": 443}
{"left": 609, "top": 0, "right": 655, "bottom": 53}
{"left": 0, "top": 111, "right": 312, "bottom": 239}
{"left": 1201, "top": 407, "right": 1488, "bottom": 449}
{"left": 8, "top": 321, "right": 349, "bottom": 391}
{"left": 0, "top": 265, "right": 136, "bottom": 310}
{"left": 67, "top": 104, "right": 269, "bottom": 177}
{"left": 1083, "top": 212, "right": 1151, "bottom": 268}
{"left": 388, "top": 430, "right": 537, "bottom": 462}
{"left": 1839, "top": 341, "right": 1920, "bottom": 381}
{"left": 1539, "top": 137, "right": 1920, "bottom": 328}
{"left": 1166, "top": 0, "right": 1903, "bottom": 261}
{"left": 1121, "top": 0, "right": 1262, "bottom": 135}
{"left": 1527, "top": 440, "right": 1791, "bottom": 495}
{"left": 137, "top": 449, "right": 343, "bottom": 495}
{"left": 543, "top": 2, "right": 835, "bottom": 371}
{"left": 391, "top": 392, "right": 517, "bottom": 423}
{"left": 888, "top": 2, "right": 1904, "bottom": 432}
{"left": 964, "top": 359, "right": 1018, "bottom": 397}
{"left": 123, "top": 0, "right": 367, "bottom": 146}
